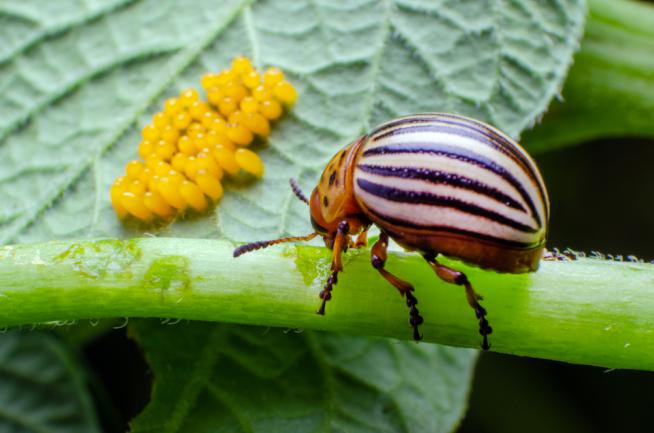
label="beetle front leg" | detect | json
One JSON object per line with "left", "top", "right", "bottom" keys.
{"left": 423, "top": 253, "right": 492, "bottom": 350}
{"left": 371, "top": 232, "right": 423, "bottom": 341}
{"left": 317, "top": 220, "right": 350, "bottom": 315}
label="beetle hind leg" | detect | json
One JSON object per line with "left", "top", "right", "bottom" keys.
{"left": 371, "top": 232, "right": 423, "bottom": 341}
{"left": 423, "top": 253, "right": 492, "bottom": 350}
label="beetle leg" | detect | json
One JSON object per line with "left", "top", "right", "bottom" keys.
{"left": 352, "top": 226, "right": 369, "bottom": 248}
{"left": 318, "top": 220, "right": 349, "bottom": 315}
{"left": 423, "top": 253, "right": 492, "bottom": 351}
{"left": 371, "top": 232, "right": 423, "bottom": 341}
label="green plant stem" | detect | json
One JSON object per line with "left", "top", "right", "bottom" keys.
{"left": 0, "top": 238, "right": 653, "bottom": 371}
{"left": 524, "top": 0, "right": 654, "bottom": 152}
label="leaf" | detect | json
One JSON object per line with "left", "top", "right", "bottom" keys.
{"left": 0, "top": 0, "right": 585, "bottom": 245}
{"left": 523, "top": 0, "right": 654, "bottom": 153}
{"left": 0, "top": 1, "right": 585, "bottom": 431}
{"left": 0, "top": 330, "right": 101, "bottom": 433}
{"left": 129, "top": 321, "right": 478, "bottom": 433}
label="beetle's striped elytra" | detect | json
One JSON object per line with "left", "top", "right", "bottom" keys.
{"left": 234, "top": 113, "right": 550, "bottom": 350}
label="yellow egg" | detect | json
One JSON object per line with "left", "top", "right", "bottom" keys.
{"left": 152, "top": 112, "right": 169, "bottom": 128}
{"left": 226, "top": 124, "right": 253, "bottom": 146}
{"left": 208, "top": 89, "right": 223, "bottom": 106}
{"left": 263, "top": 67, "right": 284, "bottom": 87}
{"left": 208, "top": 117, "right": 227, "bottom": 134}
{"left": 223, "top": 82, "right": 247, "bottom": 102}
{"left": 196, "top": 170, "right": 224, "bottom": 200}
{"left": 232, "top": 56, "right": 254, "bottom": 75}
{"left": 212, "top": 145, "right": 240, "bottom": 176}
{"left": 187, "top": 122, "right": 204, "bottom": 138}
{"left": 173, "top": 111, "right": 192, "bottom": 130}
{"left": 252, "top": 85, "right": 272, "bottom": 101}
{"left": 240, "top": 97, "right": 259, "bottom": 114}
{"left": 154, "top": 161, "right": 173, "bottom": 176}
{"left": 110, "top": 183, "right": 128, "bottom": 218}
{"left": 184, "top": 156, "right": 199, "bottom": 180}
{"left": 141, "top": 124, "right": 159, "bottom": 141}
{"left": 242, "top": 70, "right": 261, "bottom": 89}
{"left": 196, "top": 152, "right": 223, "bottom": 179}
{"left": 189, "top": 101, "right": 210, "bottom": 120}
{"left": 126, "top": 160, "right": 144, "bottom": 180}
{"left": 171, "top": 153, "right": 187, "bottom": 172}
{"left": 179, "top": 88, "right": 200, "bottom": 107}
{"left": 180, "top": 180, "right": 208, "bottom": 212}
{"left": 157, "top": 176, "right": 187, "bottom": 210}
{"left": 201, "top": 72, "right": 220, "bottom": 90}
{"left": 177, "top": 135, "right": 195, "bottom": 155}
{"left": 127, "top": 180, "right": 146, "bottom": 196}
{"left": 218, "top": 97, "right": 238, "bottom": 117}
{"left": 144, "top": 191, "right": 174, "bottom": 218}
{"left": 160, "top": 124, "right": 180, "bottom": 143}
{"left": 138, "top": 167, "right": 152, "bottom": 185}
{"left": 164, "top": 98, "right": 182, "bottom": 116}
{"left": 243, "top": 112, "right": 270, "bottom": 137}
{"left": 260, "top": 99, "right": 283, "bottom": 120}
{"left": 138, "top": 140, "right": 155, "bottom": 159}
{"left": 121, "top": 191, "right": 153, "bottom": 222}
{"left": 273, "top": 80, "right": 298, "bottom": 105}
{"left": 201, "top": 110, "right": 218, "bottom": 129}
{"left": 155, "top": 140, "right": 175, "bottom": 160}
{"left": 234, "top": 148, "right": 264, "bottom": 177}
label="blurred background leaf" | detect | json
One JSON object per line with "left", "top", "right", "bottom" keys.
{"left": 130, "top": 321, "right": 477, "bottom": 433}
{"left": 0, "top": 331, "right": 101, "bottom": 432}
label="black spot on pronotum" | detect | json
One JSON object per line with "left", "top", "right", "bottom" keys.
{"left": 323, "top": 196, "right": 329, "bottom": 207}
{"left": 328, "top": 172, "right": 336, "bottom": 186}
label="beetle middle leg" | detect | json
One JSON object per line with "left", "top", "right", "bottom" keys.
{"left": 371, "top": 232, "right": 423, "bottom": 341}
{"left": 317, "top": 220, "right": 350, "bottom": 315}
{"left": 423, "top": 253, "right": 492, "bottom": 350}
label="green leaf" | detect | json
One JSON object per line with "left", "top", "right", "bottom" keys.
{"left": 0, "top": 0, "right": 585, "bottom": 245}
{"left": 129, "top": 321, "right": 478, "bottom": 433}
{"left": 0, "top": 331, "right": 101, "bottom": 432}
{"left": 523, "top": 0, "right": 654, "bottom": 153}
{"left": 0, "top": 1, "right": 585, "bottom": 430}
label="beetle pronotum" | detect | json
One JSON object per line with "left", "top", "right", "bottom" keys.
{"left": 234, "top": 113, "right": 549, "bottom": 349}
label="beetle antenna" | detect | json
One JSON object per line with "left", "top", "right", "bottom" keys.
{"left": 289, "top": 178, "right": 309, "bottom": 205}
{"left": 233, "top": 232, "right": 319, "bottom": 257}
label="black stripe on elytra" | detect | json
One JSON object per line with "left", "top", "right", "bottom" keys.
{"left": 434, "top": 113, "right": 548, "bottom": 212}
{"left": 357, "top": 178, "right": 538, "bottom": 233}
{"left": 372, "top": 121, "right": 534, "bottom": 175}
{"left": 357, "top": 164, "right": 526, "bottom": 212}
{"left": 364, "top": 206, "right": 537, "bottom": 249}
{"left": 369, "top": 115, "right": 548, "bottom": 213}
{"left": 361, "top": 143, "right": 542, "bottom": 226}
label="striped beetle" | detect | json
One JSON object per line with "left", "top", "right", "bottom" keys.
{"left": 234, "top": 113, "right": 549, "bottom": 349}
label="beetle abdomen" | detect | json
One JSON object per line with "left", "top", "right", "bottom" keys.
{"left": 353, "top": 113, "right": 549, "bottom": 273}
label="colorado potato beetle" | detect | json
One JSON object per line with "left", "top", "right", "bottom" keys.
{"left": 234, "top": 113, "right": 549, "bottom": 349}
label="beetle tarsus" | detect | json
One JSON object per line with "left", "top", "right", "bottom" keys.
{"left": 316, "top": 220, "right": 349, "bottom": 316}
{"left": 405, "top": 291, "right": 424, "bottom": 341}
{"left": 423, "top": 253, "right": 493, "bottom": 351}
{"left": 370, "top": 232, "right": 423, "bottom": 340}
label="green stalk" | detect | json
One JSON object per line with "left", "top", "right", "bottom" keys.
{"left": 1, "top": 238, "right": 652, "bottom": 371}
{"left": 524, "top": 0, "right": 654, "bottom": 152}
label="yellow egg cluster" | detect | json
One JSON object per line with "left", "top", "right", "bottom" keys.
{"left": 110, "top": 56, "right": 297, "bottom": 222}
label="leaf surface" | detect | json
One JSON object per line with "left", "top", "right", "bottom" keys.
{"left": 0, "top": 0, "right": 585, "bottom": 244}
{"left": 0, "top": 331, "right": 101, "bottom": 433}
{"left": 130, "top": 321, "right": 478, "bottom": 433}
{"left": 0, "top": 1, "right": 585, "bottom": 431}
